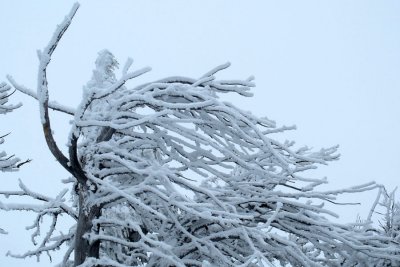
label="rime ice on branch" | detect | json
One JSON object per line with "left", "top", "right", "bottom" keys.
{"left": 0, "top": 82, "right": 21, "bottom": 172}
{"left": 1, "top": 3, "right": 399, "bottom": 267}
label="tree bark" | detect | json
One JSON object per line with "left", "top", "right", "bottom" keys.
{"left": 74, "top": 190, "right": 101, "bottom": 266}
{"left": 73, "top": 127, "right": 115, "bottom": 266}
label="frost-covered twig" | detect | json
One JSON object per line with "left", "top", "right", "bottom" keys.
{"left": 0, "top": 82, "right": 22, "bottom": 114}
{"left": 0, "top": 82, "right": 21, "bottom": 172}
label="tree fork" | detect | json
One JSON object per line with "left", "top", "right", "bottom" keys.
{"left": 32, "top": 3, "right": 103, "bottom": 265}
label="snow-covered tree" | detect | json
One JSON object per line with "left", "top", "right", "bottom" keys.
{"left": 1, "top": 3, "right": 399, "bottom": 267}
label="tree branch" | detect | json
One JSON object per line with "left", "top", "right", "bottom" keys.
{"left": 7, "top": 75, "right": 75, "bottom": 115}
{"left": 36, "top": 3, "right": 80, "bottom": 175}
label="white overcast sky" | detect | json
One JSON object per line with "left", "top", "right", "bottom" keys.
{"left": 0, "top": 1, "right": 399, "bottom": 266}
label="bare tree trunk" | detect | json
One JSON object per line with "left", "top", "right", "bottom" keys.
{"left": 73, "top": 128, "right": 114, "bottom": 266}
{"left": 74, "top": 190, "right": 101, "bottom": 266}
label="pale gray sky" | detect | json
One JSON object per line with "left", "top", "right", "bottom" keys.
{"left": 1, "top": 1, "right": 399, "bottom": 266}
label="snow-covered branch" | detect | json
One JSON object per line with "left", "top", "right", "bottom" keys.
{"left": 36, "top": 3, "right": 80, "bottom": 177}
{"left": 7, "top": 75, "right": 75, "bottom": 115}
{"left": 0, "top": 82, "right": 21, "bottom": 172}
{"left": 0, "top": 180, "right": 77, "bottom": 262}
{"left": 0, "top": 82, "right": 22, "bottom": 114}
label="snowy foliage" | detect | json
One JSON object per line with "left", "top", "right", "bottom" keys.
{"left": 0, "top": 3, "right": 399, "bottom": 267}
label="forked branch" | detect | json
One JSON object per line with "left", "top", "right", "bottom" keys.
{"left": 36, "top": 3, "right": 80, "bottom": 176}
